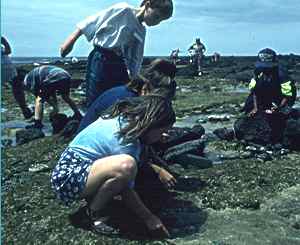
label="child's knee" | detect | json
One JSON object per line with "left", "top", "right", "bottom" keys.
{"left": 117, "top": 155, "right": 137, "bottom": 180}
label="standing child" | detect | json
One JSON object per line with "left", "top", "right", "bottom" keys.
{"left": 60, "top": 0, "right": 173, "bottom": 106}
{"left": 188, "top": 38, "right": 206, "bottom": 76}
{"left": 51, "top": 95, "right": 175, "bottom": 237}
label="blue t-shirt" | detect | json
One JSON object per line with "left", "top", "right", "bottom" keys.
{"left": 69, "top": 116, "right": 142, "bottom": 188}
{"left": 78, "top": 85, "right": 137, "bottom": 133}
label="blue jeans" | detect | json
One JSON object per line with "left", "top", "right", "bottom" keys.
{"left": 85, "top": 47, "right": 129, "bottom": 107}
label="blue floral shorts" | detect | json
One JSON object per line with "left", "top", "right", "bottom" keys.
{"left": 51, "top": 148, "right": 93, "bottom": 205}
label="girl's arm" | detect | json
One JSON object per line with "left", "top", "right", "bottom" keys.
{"left": 150, "top": 164, "right": 177, "bottom": 188}
{"left": 121, "top": 188, "right": 170, "bottom": 237}
{"left": 60, "top": 28, "right": 82, "bottom": 58}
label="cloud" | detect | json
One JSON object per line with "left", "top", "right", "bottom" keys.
{"left": 175, "top": 0, "right": 300, "bottom": 24}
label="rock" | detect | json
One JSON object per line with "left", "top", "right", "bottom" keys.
{"left": 49, "top": 113, "right": 70, "bottom": 134}
{"left": 16, "top": 128, "right": 45, "bottom": 145}
{"left": 282, "top": 118, "right": 300, "bottom": 150}
{"left": 234, "top": 114, "right": 272, "bottom": 145}
{"left": 213, "top": 127, "right": 235, "bottom": 141}
{"left": 172, "top": 154, "right": 213, "bottom": 169}
{"left": 163, "top": 139, "right": 206, "bottom": 163}
{"left": 257, "top": 153, "right": 273, "bottom": 162}
{"left": 29, "top": 163, "right": 51, "bottom": 173}
{"left": 155, "top": 125, "right": 205, "bottom": 151}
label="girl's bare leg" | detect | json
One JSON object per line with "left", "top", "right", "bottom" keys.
{"left": 81, "top": 154, "right": 137, "bottom": 213}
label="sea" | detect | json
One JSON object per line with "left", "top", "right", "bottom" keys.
{"left": 11, "top": 56, "right": 88, "bottom": 65}
{"left": 11, "top": 56, "right": 169, "bottom": 65}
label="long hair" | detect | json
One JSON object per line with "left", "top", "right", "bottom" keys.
{"left": 103, "top": 95, "right": 176, "bottom": 142}
{"left": 140, "top": 0, "right": 173, "bottom": 19}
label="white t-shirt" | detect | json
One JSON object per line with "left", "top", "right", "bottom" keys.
{"left": 77, "top": 2, "right": 146, "bottom": 78}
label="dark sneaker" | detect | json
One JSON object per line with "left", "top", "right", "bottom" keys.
{"left": 91, "top": 217, "right": 119, "bottom": 235}
{"left": 23, "top": 107, "right": 34, "bottom": 119}
{"left": 69, "top": 206, "right": 118, "bottom": 235}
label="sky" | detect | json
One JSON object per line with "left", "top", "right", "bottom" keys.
{"left": 2, "top": 0, "right": 300, "bottom": 57}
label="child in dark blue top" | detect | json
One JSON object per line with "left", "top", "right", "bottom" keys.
{"left": 77, "top": 58, "right": 177, "bottom": 133}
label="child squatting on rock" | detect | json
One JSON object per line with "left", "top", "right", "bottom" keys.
{"left": 51, "top": 95, "right": 176, "bottom": 237}
{"left": 60, "top": 0, "right": 173, "bottom": 106}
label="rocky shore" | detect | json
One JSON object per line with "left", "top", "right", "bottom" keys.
{"left": 2, "top": 55, "right": 300, "bottom": 244}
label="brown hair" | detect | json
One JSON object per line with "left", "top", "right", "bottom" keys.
{"left": 140, "top": 0, "right": 173, "bottom": 19}
{"left": 127, "top": 59, "right": 177, "bottom": 98}
{"left": 104, "top": 95, "right": 176, "bottom": 142}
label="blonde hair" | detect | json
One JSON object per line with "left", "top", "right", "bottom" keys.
{"left": 140, "top": 0, "right": 173, "bottom": 19}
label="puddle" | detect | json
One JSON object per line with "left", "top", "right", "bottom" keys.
{"left": 175, "top": 114, "right": 235, "bottom": 133}
{"left": 1, "top": 120, "right": 53, "bottom": 147}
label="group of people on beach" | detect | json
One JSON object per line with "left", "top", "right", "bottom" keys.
{"left": 3, "top": 0, "right": 176, "bottom": 237}
{"left": 2, "top": 0, "right": 297, "bottom": 239}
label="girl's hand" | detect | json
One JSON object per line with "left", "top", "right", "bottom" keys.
{"left": 145, "top": 214, "right": 170, "bottom": 238}
{"left": 158, "top": 168, "right": 177, "bottom": 188}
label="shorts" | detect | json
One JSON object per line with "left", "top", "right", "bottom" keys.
{"left": 51, "top": 148, "right": 93, "bottom": 205}
{"left": 39, "top": 78, "right": 70, "bottom": 101}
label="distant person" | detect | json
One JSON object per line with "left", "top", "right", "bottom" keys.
{"left": 60, "top": 0, "right": 174, "bottom": 107}
{"left": 1, "top": 36, "right": 17, "bottom": 84}
{"left": 51, "top": 95, "right": 175, "bottom": 237}
{"left": 188, "top": 38, "right": 206, "bottom": 76}
{"left": 15, "top": 65, "right": 83, "bottom": 129}
{"left": 77, "top": 59, "right": 177, "bottom": 133}
{"left": 211, "top": 52, "right": 221, "bottom": 63}
{"left": 169, "top": 48, "right": 180, "bottom": 65}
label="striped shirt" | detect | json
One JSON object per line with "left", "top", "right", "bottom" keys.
{"left": 24, "top": 65, "right": 71, "bottom": 95}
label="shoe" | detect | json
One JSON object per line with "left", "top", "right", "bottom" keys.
{"left": 23, "top": 107, "right": 34, "bottom": 119}
{"left": 198, "top": 71, "right": 202, "bottom": 76}
{"left": 69, "top": 206, "right": 118, "bottom": 235}
{"left": 91, "top": 217, "right": 119, "bottom": 235}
